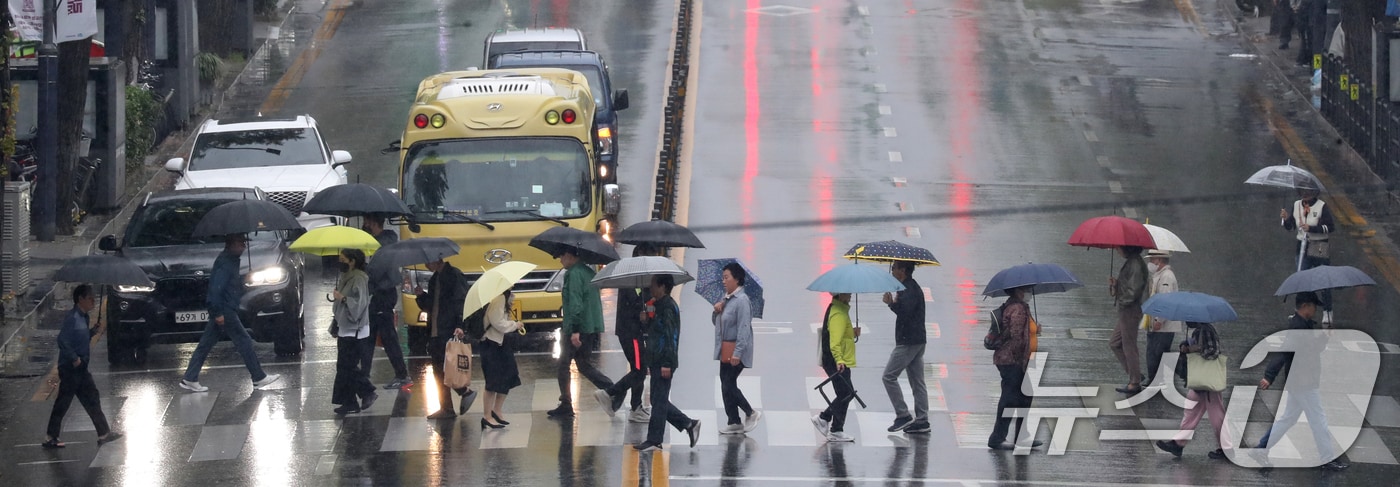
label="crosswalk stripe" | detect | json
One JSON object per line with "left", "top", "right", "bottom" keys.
{"left": 764, "top": 411, "right": 820, "bottom": 446}
{"left": 576, "top": 411, "right": 626, "bottom": 446}
{"left": 854, "top": 411, "right": 901, "bottom": 446}
{"left": 712, "top": 376, "right": 763, "bottom": 409}
{"left": 480, "top": 414, "right": 533, "bottom": 449}
{"left": 189, "top": 425, "right": 249, "bottom": 462}
{"left": 379, "top": 417, "right": 431, "bottom": 452}
{"left": 532, "top": 378, "right": 560, "bottom": 411}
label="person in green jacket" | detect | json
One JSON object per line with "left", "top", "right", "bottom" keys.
{"left": 547, "top": 247, "right": 616, "bottom": 418}
{"left": 811, "top": 293, "right": 857, "bottom": 442}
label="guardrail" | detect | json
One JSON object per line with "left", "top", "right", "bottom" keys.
{"left": 1320, "top": 53, "right": 1400, "bottom": 186}
{"left": 651, "top": 0, "right": 695, "bottom": 222}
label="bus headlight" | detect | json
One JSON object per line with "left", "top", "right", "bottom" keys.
{"left": 544, "top": 269, "right": 566, "bottom": 293}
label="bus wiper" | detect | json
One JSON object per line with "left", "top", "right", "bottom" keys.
{"left": 413, "top": 210, "right": 495, "bottom": 231}
{"left": 483, "top": 209, "right": 570, "bottom": 227}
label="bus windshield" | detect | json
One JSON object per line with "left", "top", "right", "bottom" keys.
{"left": 402, "top": 138, "right": 593, "bottom": 223}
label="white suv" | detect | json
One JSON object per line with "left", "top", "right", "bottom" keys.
{"left": 482, "top": 27, "right": 587, "bottom": 65}
{"left": 165, "top": 115, "right": 350, "bottom": 230}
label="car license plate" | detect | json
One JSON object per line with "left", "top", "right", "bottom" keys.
{"left": 175, "top": 310, "right": 209, "bottom": 323}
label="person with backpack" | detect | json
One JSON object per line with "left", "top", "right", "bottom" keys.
{"left": 1154, "top": 321, "right": 1234, "bottom": 460}
{"left": 811, "top": 292, "right": 858, "bottom": 442}
{"left": 988, "top": 285, "right": 1041, "bottom": 450}
{"left": 478, "top": 290, "right": 522, "bottom": 429}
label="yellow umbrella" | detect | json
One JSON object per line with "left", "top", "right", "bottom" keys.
{"left": 463, "top": 261, "right": 538, "bottom": 316}
{"left": 289, "top": 226, "right": 381, "bottom": 256}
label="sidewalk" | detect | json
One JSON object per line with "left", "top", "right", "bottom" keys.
{"left": 0, "top": 1, "right": 302, "bottom": 378}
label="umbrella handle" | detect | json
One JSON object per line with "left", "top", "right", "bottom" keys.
{"left": 1297, "top": 240, "right": 1307, "bottom": 273}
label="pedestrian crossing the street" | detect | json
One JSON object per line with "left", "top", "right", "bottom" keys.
{"left": 17, "top": 368, "right": 1400, "bottom": 469}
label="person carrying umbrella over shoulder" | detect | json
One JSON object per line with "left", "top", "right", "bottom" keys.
{"left": 415, "top": 257, "right": 476, "bottom": 419}
{"left": 594, "top": 245, "right": 659, "bottom": 422}
{"left": 547, "top": 247, "right": 617, "bottom": 418}
{"left": 1142, "top": 250, "right": 1182, "bottom": 386}
{"left": 881, "top": 261, "right": 930, "bottom": 434}
{"left": 43, "top": 284, "right": 122, "bottom": 449}
{"left": 179, "top": 234, "right": 282, "bottom": 393}
{"left": 1109, "top": 245, "right": 1149, "bottom": 394}
{"left": 713, "top": 262, "right": 761, "bottom": 435}
{"left": 361, "top": 214, "right": 411, "bottom": 390}
{"left": 988, "top": 285, "right": 1041, "bottom": 450}
{"left": 811, "top": 293, "right": 858, "bottom": 442}
{"left": 1280, "top": 187, "right": 1336, "bottom": 325}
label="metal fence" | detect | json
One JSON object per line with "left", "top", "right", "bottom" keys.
{"left": 651, "top": 0, "right": 694, "bottom": 222}
{"left": 1320, "top": 54, "right": 1400, "bottom": 185}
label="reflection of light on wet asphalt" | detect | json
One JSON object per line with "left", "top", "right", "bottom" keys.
{"left": 741, "top": 0, "right": 762, "bottom": 263}
{"left": 424, "top": 364, "right": 440, "bottom": 415}
{"left": 249, "top": 418, "right": 293, "bottom": 486}
{"left": 118, "top": 385, "right": 167, "bottom": 486}
{"left": 552, "top": 329, "right": 561, "bottom": 359}
{"left": 434, "top": 0, "right": 449, "bottom": 72}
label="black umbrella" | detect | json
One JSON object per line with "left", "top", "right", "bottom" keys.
{"left": 53, "top": 254, "right": 153, "bottom": 287}
{"left": 302, "top": 183, "right": 412, "bottom": 218}
{"left": 191, "top": 199, "right": 302, "bottom": 238}
{"left": 529, "top": 227, "right": 620, "bottom": 265}
{"left": 617, "top": 219, "right": 705, "bottom": 248}
{"left": 366, "top": 237, "right": 462, "bottom": 276}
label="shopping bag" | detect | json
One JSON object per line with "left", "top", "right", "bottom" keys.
{"left": 443, "top": 338, "right": 473, "bottom": 389}
{"left": 1184, "top": 353, "right": 1228, "bottom": 392}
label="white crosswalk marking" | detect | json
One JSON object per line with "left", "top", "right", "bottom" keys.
{"left": 713, "top": 376, "right": 763, "bottom": 409}
{"left": 479, "top": 414, "right": 533, "bottom": 449}
{"left": 854, "top": 411, "right": 901, "bottom": 447}
{"left": 764, "top": 410, "right": 821, "bottom": 446}
{"left": 379, "top": 418, "right": 431, "bottom": 452}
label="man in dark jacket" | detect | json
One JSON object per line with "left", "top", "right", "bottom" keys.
{"left": 632, "top": 274, "right": 700, "bottom": 452}
{"left": 180, "top": 234, "right": 281, "bottom": 392}
{"left": 548, "top": 247, "right": 615, "bottom": 418}
{"left": 415, "top": 258, "right": 475, "bottom": 419}
{"left": 594, "top": 246, "right": 656, "bottom": 422}
{"left": 362, "top": 214, "right": 411, "bottom": 389}
{"left": 1256, "top": 292, "right": 1349, "bottom": 471}
{"left": 881, "top": 261, "right": 929, "bottom": 434}
{"left": 1109, "top": 245, "right": 1149, "bottom": 394}
{"left": 44, "top": 285, "right": 122, "bottom": 448}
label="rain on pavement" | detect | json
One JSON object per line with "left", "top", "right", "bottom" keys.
{"left": 4, "top": 0, "right": 1400, "bottom": 485}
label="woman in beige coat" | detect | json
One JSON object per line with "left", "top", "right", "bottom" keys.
{"left": 478, "top": 291, "right": 523, "bottom": 428}
{"left": 1143, "top": 249, "right": 1183, "bottom": 386}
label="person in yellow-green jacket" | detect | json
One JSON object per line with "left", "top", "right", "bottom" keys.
{"left": 811, "top": 293, "right": 857, "bottom": 442}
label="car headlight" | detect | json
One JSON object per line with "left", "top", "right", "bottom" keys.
{"left": 544, "top": 269, "right": 566, "bottom": 293}
{"left": 401, "top": 268, "right": 432, "bottom": 294}
{"left": 247, "top": 266, "right": 289, "bottom": 286}
{"left": 116, "top": 284, "right": 154, "bottom": 293}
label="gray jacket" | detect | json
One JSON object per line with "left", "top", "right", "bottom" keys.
{"left": 334, "top": 269, "right": 370, "bottom": 337}
{"left": 712, "top": 292, "right": 755, "bottom": 367}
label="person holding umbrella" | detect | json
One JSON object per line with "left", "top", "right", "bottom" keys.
{"left": 988, "top": 285, "right": 1040, "bottom": 450}
{"left": 547, "top": 247, "right": 617, "bottom": 418}
{"left": 415, "top": 257, "right": 476, "bottom": 419}
{"left": 594, "top": 245, "right": 660, "bottom": 421}
{"left": 1254, "top": 291, "right": 1349, "bottom": 471}
{"left": 478, "top": 290, "right": 522, "bottom": 429}
{"left": 1281, "top": 187, "right": 1336, "bottom": 325}
{"left": 1109, "top": 245, "right": 1149, "bottom": 394}
{"left": 811, "top": 292, "right": 858, "bottom": 442}
{"left": 714, "top": 262, "right": 760, "bottom": 434}
{"left": 331, "top": 249, "right": 377, "bottom": 415}
{"left": 882, "top": 260, "right": 929, "bottom": 434}
{"left": 179, "top": 234, "right": 282, "bottom": 392}
{"left": 362, "top": 214, "right": 411, "bottom": 389}
{"left": 43, "top": 285, "right": 122, "bottom": 448}
{"left": 1142, "top": 250, "right": 1183, "bottom": 386}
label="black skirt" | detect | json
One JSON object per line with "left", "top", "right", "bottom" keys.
{"left": 478, "top": 337, "right": 521, "bottom": 394}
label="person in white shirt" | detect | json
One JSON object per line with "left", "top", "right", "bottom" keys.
{"left": 1142, "top": 249, "right": 1183, "bottom": 386}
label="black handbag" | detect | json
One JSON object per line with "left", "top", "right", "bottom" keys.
{"left": 328, "top": 318, "right": 339, "bottom": 338}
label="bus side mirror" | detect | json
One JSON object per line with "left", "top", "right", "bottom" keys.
{"left": 602, "top": 184, "right": 620, "bottom": 216}
{"left": 613, "top": 90, "right": 629, "bottom": 111}
{"left": 380, "top": 140, "right": 402, "bottom": 155}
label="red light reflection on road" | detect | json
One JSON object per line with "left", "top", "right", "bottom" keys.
{"left": 552, "top": 0, "right": 570, "bottom": 28}
{"left": 742, "top": 0, "right": 762, "bottom": 262}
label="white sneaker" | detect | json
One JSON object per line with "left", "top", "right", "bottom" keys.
{"left": 826, "top": 431, "right": 854, "bottom": 442}
{"left": 628, "top": 407, "right": 652, "bottom": 423}
{"left": 593, "top": 390, "right": 617, "bottom": 415}
{"left": 743, "top": 410, "right": 762, "bottom": 432}
{"left": 1322, "top": 310, "right": 1333, "bottom": 326}
{"left": 719, "top": 424, "right": 746, "bottom": 435}
{"left": 252, "top": 374, "right": 282, "bottom": 389}
{"left": 179, "top": 379, "right": 208, "bottom": 392}
{"left": 810, "top": 414, "right": 830, "bottom": 436}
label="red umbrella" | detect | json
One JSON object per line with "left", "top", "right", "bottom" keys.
{"left": 1068, "top": 215, "right": 1157, "bottom": 277}
{"left": 1068, "top": 216, "right": 1157, "bottom": 249}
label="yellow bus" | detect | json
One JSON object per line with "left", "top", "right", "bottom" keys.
{"left": 392, "top": 68, "right": 620, "bottom": 348}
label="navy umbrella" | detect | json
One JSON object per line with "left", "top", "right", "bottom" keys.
{"left": 366, "top": 237, "right": 461, "bottom": 277}
{"left": 1275, "top": 265, "right": 1376, "bottom": 296}
{"left": 982, "top": 263, "right": 1083, "bottom": 297}
{"left": 695, "top": 258, "right": 764, "bottom": 319}
{"left": 1141, "top": 292, "right": 1238, "bottom": 323}
{"left": 843, "top": 240, "right": 939, "bottom": 266}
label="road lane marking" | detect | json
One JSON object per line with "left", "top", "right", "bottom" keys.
{"left": 889, "top": 151, "right": 902, "bottom": 162}
{"left": 1083, "top": 130, "right": 1099, "bottom": 142}
{"left": 1108, "top": 181, "right": 1123, "bottom": 193}
{"left": 1096, "top": 155, "right": 1111, "bottom": 168}
{"left": 874, "top": 83, "right": 887, "bottom": 93}
{"left": 1121, "top": 207, "right": 1138, "bottom": 219}
{"left": 891, "top": 177, "right": 906, "bottom": 187}
{"left": 879, "top": 104, "right": 892, "bottom": 115}
{"left": 260, "top": 0, "right": 352, "bottom": 114}
{"left": 314, "top": 454, "right": 336, "bottom": 475}
{"left": 858, "top": 5, "right": 870, "bottom": 16}
{"left": 905, "top": 227, "right": 921, "bottom": 238}
{"left": 883, "top": 127, "right": 898, "bottom": 137}
{"left": 16, "top": 460, "right": 79, "bottom": 466}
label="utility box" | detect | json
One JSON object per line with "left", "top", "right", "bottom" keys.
{"left": 3, "top": 182, "right": 32, "bottom": 297}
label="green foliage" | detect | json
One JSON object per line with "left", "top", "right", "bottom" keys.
{"left": 195, "top": 52, "right": 223, "bottom": 83}
{"left": 125, "top": 85, "right": 163, "bottom": 170}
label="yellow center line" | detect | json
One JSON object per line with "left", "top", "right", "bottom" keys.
{"left": 1254, "top": 92, "right": 1400, "bottom": 292}
{"left": 259, "top": 0, "right": 351, "bottom": 114}
{"left": 1171, "top": 0, "right": 1207, "bottom": 37}
{"left": 620, "top": 447, "right": 670, "bottom": 487}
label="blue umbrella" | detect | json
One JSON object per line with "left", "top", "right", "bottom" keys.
{"left": 1274, "top": 265, "right": 1376, "bottom": 296}
{"left": 1141, "top": 292, "right": 1238, "bottom": 323}
{"left": 695, "top": 258, "right": 765, "bottom": 319}
{"left": 982, "top": 263, "right": 1083, "bottom": 297}
{"left": 807, "top": 264, "right": 906, "bottom": 294}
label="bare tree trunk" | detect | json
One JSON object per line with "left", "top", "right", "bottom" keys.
{"left": 55, "top": 38, "right": 93, "bottom": 235}
{"left": 125, "top": 0, "right": 152, "bottom": 85}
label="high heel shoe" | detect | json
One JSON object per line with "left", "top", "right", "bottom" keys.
{"left": 480, "top": 418, "right": 505, "bottom": 430}
{"left": 492, "top": 412, "right": 510, "bottom": 425}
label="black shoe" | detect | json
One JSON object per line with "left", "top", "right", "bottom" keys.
{"left": 481, "top": 418, "right": 505, "bottom": 430}
{"left": 1208, "top": 449, "right": 1228, "bottom": 460}
{"left": 492, "top": 412, "right": 510, "bottom": 425}
{"left": 547, "top": 403, "right": 574, "bottom": 418}
{"left": 1279, "top": 43, "right": 1290, "bottom": 50}
{"left": 634, "top": 441, "right": 663, "bottom": 452}
{"left": 41, "top": 438, "right": 65, "bottom": 449}
{"left": 887, "top": 416, "right": 914, "bottom": 432}
{"left": 97, "top": 432, "right": 123, "bottom": 445}
{"left": 334, "top": 405, "right": 361, "bottom": 415}
{"left": 988, "top": 442, "right": 1015, "bottom": 451}
{"left": 384, "top": 377, "right": 413, "bottom": 390}
{"left": 686, "top": 419, "right": 702, "bottom": 448}
{"left": 1155, "top": 440, "right": 1184, "bottom": 458}
{"left": 426, "top": 409, "right": 457, "bottom": 420}
{"left": 1320, "top": 460, "right": 1349, "bottom": 471}
{"left": 1115, "top": 384, "right": 1144, "bottom": 394}
{"left": 459, "top": 389, "right": 478, "bottom": 415}
{"left": 903, "top": 420, "right": 931, "bottom": 434}
{"left": 360, "top": 392, "right": 378, "bottom": 410}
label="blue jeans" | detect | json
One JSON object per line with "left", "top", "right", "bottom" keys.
{"left": 1258, "top": 388, "right": 1338, "bottom": 461}
{"left": 182, "top": 314, "right": 267, "bottom": 382}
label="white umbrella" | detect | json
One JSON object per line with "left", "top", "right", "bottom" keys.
{"left": 1143, "top": 223, "right": 1190, "bottom": 253}
{"left": 1244, "top": 160, "right": 1326, "bottom": 191}
{"left": 591, "top": 256, "right": 694, "bottom": 289}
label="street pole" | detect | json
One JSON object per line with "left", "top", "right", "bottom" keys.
{"left": 33, "top": 0, "right": 57, "bottom": 241}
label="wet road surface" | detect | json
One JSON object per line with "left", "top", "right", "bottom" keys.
{"left": 4, "top": 0, "right": 1400, "bottom": 485}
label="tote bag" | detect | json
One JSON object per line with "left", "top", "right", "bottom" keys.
{"left": 443, "top": 338, "right": 473, "bottom": 390}
{"left": 1185, "top": 353, "right": 1228, "bottom": 392}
